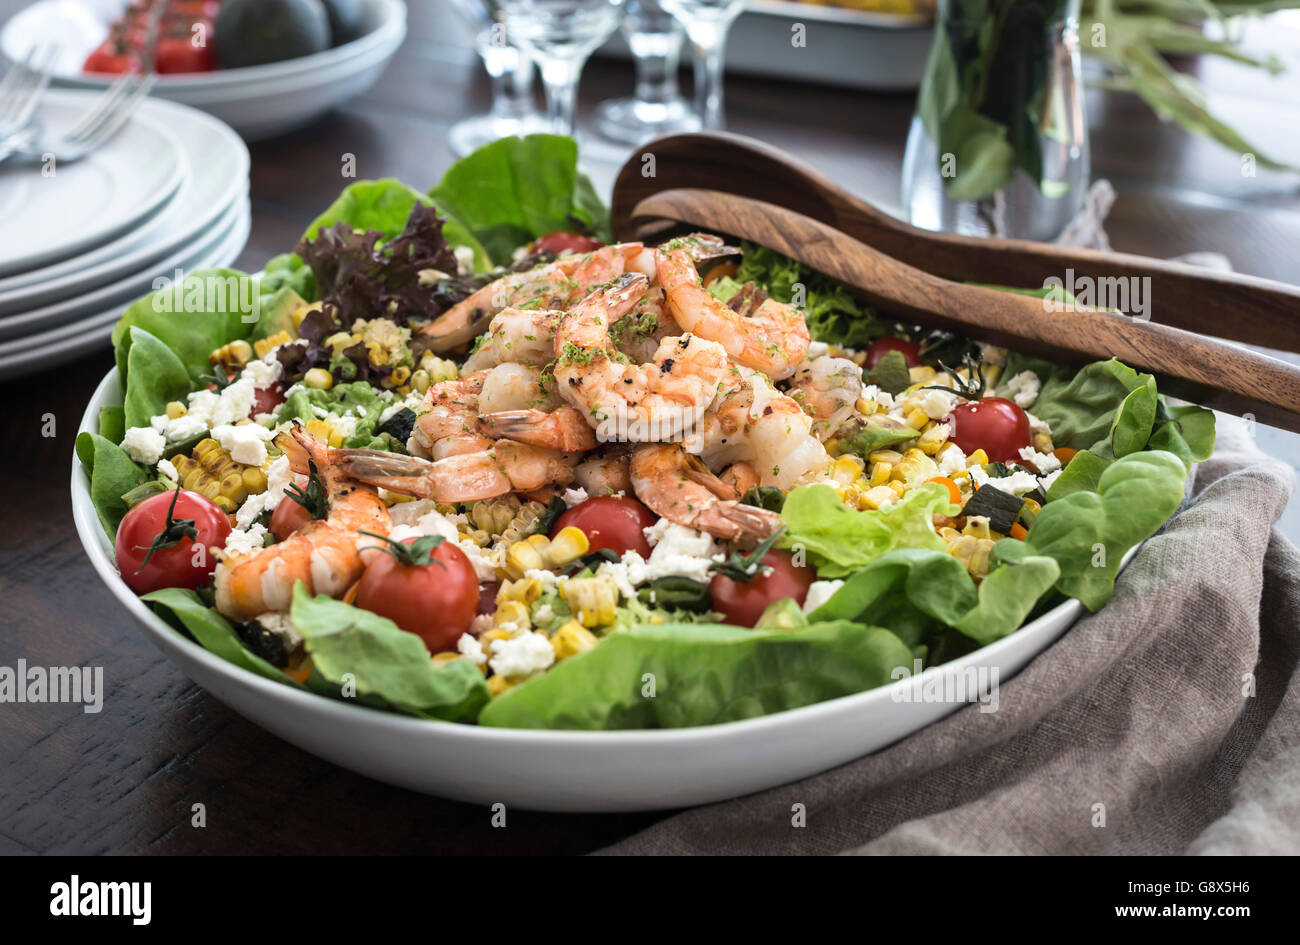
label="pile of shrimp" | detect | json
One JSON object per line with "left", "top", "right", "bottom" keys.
{"left": 215, "top": 235, "right": 860, "bottom": 618}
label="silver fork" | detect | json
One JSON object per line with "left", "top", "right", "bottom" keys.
{"left": 3, "top": 71, "right": 157, "bottom": 165}
{"left": 0, "top": 46, "right": 56, "bottom": 139}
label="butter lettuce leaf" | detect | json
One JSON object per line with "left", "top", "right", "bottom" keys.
{"left": 76, "top": 431, "right": 147, "bottom": 537}
{"left": 123, "top": 327, "right": 191, "bottom": 432}
{"left": 143, "top": 588, "right": 300, "bottom": 687}
{"left": 478, "top": 619, "right": 913, "bottom": 730}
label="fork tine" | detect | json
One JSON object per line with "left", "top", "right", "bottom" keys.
{"left": 64, "top": 72, "right": 135, "bottom": 141}
{"left": 0, "top": 52, "right": 38, "bottom": 126}
{"left": 0, "top": 50, "right": 32, "bottom": 102}
{"left": 70, "top": 73, "right": 155, "bottom": 153}
{"left": 6, "top": 45, "right": 55, "bottom": 130}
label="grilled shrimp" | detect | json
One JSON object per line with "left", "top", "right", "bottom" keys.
{"left": 573, "top": 444, "right": 634, "bottom": 495}
{"left": 334, "top": 440, "right": 580, "bottom": 503}
{"left": 630, "top": 443, "right": 782, "bottom": 541}
{"left": 419, "top": 243, "right": 645, "bottom": 352}
{"left": 416, "top": 370, "right": 488, "bottom": 451}
{"left": 554, "top": 273, "right": 730, "bottom": 443}
{"left": 462, "top": 306, "right": 565, "bottom": 371}
{"left": 656, "top": 244, "right": 810, "bottom": 380}
{"left": 688, "top": 372, "right": 830, "bottom": 491}
{"left": 213, "top": 427, "right": 391, "bottom": 621}
{"left": 787, "top": 356, "right": 863, "bottom": 440}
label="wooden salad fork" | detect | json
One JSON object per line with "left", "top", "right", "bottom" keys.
{"left": 625, "top": 187, "right": 1300, "bottom": 433}
{"left": 610, "top": 132, "right": 1300, "bottom": 354}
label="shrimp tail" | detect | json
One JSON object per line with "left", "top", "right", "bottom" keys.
{"left": 479, "top": 407, "right": 599, "bottom": 452}
{"left": 332, "top": 449, "right": 437, "bottom": 496}
{"left": 715, "top": 503, "right": 783, "bottom": 541}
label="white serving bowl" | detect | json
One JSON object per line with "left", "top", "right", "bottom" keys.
{"left": 73, "top": 367, "right": 1096, "bottom": 811}
{"left": 2, "top": 0, "right": 407, "bottom": 141}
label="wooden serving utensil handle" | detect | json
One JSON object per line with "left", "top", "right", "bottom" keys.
{"left": 611, "top": 132, "right": 1300, "bottom": 353}
{"left": 629, "top": 187, "right": 1300, "bottom": 433}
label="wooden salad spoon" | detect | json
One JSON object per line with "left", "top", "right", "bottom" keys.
{"left": 627, "top": 187, "right": 1300, "bottom": 433}
{"left": 610, "top": 132, "right": 1300, "bottom": 354}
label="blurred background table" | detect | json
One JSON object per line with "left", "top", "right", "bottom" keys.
{"left": 3, "top": 0, "right": 1299, "bottom": 854}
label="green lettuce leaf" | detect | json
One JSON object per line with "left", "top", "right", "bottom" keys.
{"left": 779, "top": 482, "right": 959, "bottom": 578}
{"left": 428, "top": 134, "right": 611, "bottom": 266}
{"left": 275, "top": 382, "right": 390, "bottom": 449}
{"left": 290, "top": 586, "right": 488, "bottom": 722}
{"left": 123, "top": 327, "right": 192, "bottom": 432}
{"left": 478, "top": 619, "right": 913, "bottom": 730}
{"left": 112, "top": 268, "right": 260, "bottom": 386}
{"left": 734, "top": 241, "right": 880, "bottom": 347}
{"left": 260, "top": 253, "right": 317, "bottom": 301}
{"left": 75, "top": 431, "right": 147, "bottom": 537}
{"left": 1001, "top": 449, "right": 1188, "bottom": 610}
{"left": 142, "top": 588, "right": 300, "bottom": 686}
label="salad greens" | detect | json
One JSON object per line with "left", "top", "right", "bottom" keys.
{"left": 76, "top": 432, "right": 147, "bottom": 536}
{"left": 123, "top": 327, "right": 192, "bottom": 432}
{"left": 479, "top": 619, "right": 913, "bottom": 730}
{"left": 276, "top": 382, "right": 393, "bottom": 450}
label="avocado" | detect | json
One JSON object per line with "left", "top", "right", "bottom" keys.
{"left": 215, "top": 0, "right": 331, "bottom": 70}
{"left": 321, "top": 0, "right": 368, "bottom": 46}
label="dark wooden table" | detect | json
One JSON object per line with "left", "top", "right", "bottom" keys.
{"left": 4, "top": 1, "right": 1299, "bottom": 855}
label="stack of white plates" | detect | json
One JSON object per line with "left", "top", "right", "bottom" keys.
{"left": 1, "top": 0, "right": 407, "bottom": 141}
{"left": 0, "top": 89, "right": 250, "bottom": 379}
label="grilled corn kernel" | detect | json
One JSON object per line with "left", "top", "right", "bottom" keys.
{"left": 172, "top": 437, "right": 267, "bottom": 514}
{"left": 304, "top": 368, "right": 334, "bottom": 390}
{"left": 253, "top": 330, "right": 294, "bottom": 360}
{"left": 497, "top": 577, "right": 544, "bottom": 606}
{"left": 945, "top": 534, "right": 996, "bottom": 579}
{"left": 830, "top": 455, "right": 865, "bottom": 487}
{"left": 869, "top": 461, "right": 893, "bottom": 487}
{"left": 165, "top": 401, "right": 187, "bottom": 420}
{"left": 1032, "top": 431, "right": 1054, "bottom": 453}
{"left": 292, "top": 304, "right": 319, "bottom": 329}
{"left": 410, "top": 369, "right": 431, "bottom": 394}
{"left": 887, "top": 480, "right": 907, "bottom": 498}
{"left": 869, "top": 449, "right": 904, "bottom": 465}
{"left": 432, "top": 651, "right": 460, "bottom": 665}
{"left": 487, "top": 675, "right": 515, "bottom": 698}
{"left": 855, "top": 396, "right": 882, "bottom": 415}
{"left": 390, "top": 365, "right": 411, "bottom": 387}
{"left": 905, "top": 407, "right": 929, "bottom": 430}
{"left": 419, "top": 353, "right": 459, "bottom": 384}
{"left": 858, "top": 485, "right": 900, "bottom": 510}
{"left": 963, "top": 516, "right": 992, "bottom": 540}
{"left": 967, "top": 449, "right": 989, "bottom": 467}
{"left": 366, "top": 341, "right": 387, "bottom": 366}
{"left": 209, "top": 338, "right": 253, "bottom": 373}
{"left": 304, "top": 418, "right": 344, "bottom": 448}
{"left": 547, "top": 526, "right": 590, "bottom": 568}
{"left": 471, "top": 495, "right": 524, "bottom": 536}
{"left": 908, "top": 365, "right": 937, "bottom": 384}
{"left": 504, "top": 535, "right": 549, "bottom": 579}
{"left": 559, "top": 575, "right": 619, "bottom": 628}
{"left": 917, "top": 423, "right": 949, "bottom": 455}
{"left": 494, "top": 600, "right": 532, "bottom": 632}
{"left": 551, "top": 620, "right": 600, "bottom": 661}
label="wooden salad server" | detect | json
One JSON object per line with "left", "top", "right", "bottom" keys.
{"left": 610, "top": 132, "right": 1300, "bottom": 354}
{"left": 626, "top": 187, "right": 1300, "bottom": 433}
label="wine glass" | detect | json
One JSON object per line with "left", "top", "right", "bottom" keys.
{"left": 447, "top": 0, "right": 551, "bottom": 157}
{"left": 595, "top": 0, "right": 700, "bottom": 145}
{"left": 659, "top": 0, "right": 744, "bottom": 130}
{"left": 503, "top": 0, "right": 627, "bottom": 138}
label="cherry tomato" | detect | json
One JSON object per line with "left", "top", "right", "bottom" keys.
{"left": 356, "top": 536, "right": 479, "bottom": 653}
{"left": 533, "top": 231, "right": 603, "bottom": 255}
{"left": 268, "top": 496, "right": 312, "bottom": 543}
{"left": 115, "top": 489, "right": 231, "bottom": 595}
{"left": 864, "top": 336, "right": 923, "bottom": 369}
{"left": 252, "top": 383, "right": 285, "bottom": 418}
{"left": 155, "top": 35, "right": 217, "bottom": 74}
{"left": 552, "top": 496, "right": 657, "bottom": 557}
{"left": 944, "top": 397, "right": 1031, "bottom": 463}
{"left": 84, "top": 43, "right": 141, "bottom": 75}
{"left": 709, "top": 550, "right": 814, "bottom": 628}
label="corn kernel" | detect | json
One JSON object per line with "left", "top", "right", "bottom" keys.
{"left": 917, "top": 423, "right": 949, "bottom": 455}
{"left": 494, "top": 600, "right": 531, "bottom": 630}
{"left": 547, "top": 526, "right": 590, "bottom": 568}
{"left": 967, "top": 449, "right": 989, "bottom": 467}
{"left": 304, "top": 368, "right": 334, "bottom": 390}
{"left": 982, "top": 364, "right": 1003, "bottom": 387}
{"left": 411, "top": 369, "right": 431, "bottom": 394}
{"left": 559, "top": 575, "right": 619, "bottom": 628}
{"left": 1032, "top": 431, "right": 1054, "bottom": 453}
{"left": 432, "top": 652, "right": 460, "bottom": 665}
{"left": 165, "top": 401, "right": 187, "bottom": 420}
{"left": 869, "top": 462, "right": 892, "bottom": 486}
{"left": 963, "top": 516, "right": 992, "bottom": 540}
{"left": 869, "top": 449, "right": 904, "bottom": 465}
{"left": 830, "top": 455, "right": 865, "bottom": 487}
{"left": 497, "top": 577, "right": 543, "bottom": 606}
{"left": 504, "top": 539, "right": 548, "bottom": 579}
{"left": 254, "top": 330, "right": 293, "bottom": 360}
{"left": 487, "top": 675, "right": 514, "bottom": 698}
{"left": 390, "top": 365, "right": 411, "bottom": 386}
{"left": 905, "top": 407, "right": 929, "bottom": 430}
{"left": 551, "top": 620, "right": 599, "bottom": 661}
{"left": 887, "top": 480, "right": 907, "bottom": 498}
{"left": 908, "top": 365, "right": 937, "bottom": 384}
{"left": 859, "top": 485, "right": 899, "bottom": 510}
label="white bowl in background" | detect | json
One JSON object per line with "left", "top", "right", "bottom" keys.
{"left": 73, "top": 365, "right": 1092, "bottom": 812}
{"left": 1, "top": 0, "right": 407, "bottom": 141}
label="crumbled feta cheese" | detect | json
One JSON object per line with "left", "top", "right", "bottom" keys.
{"left": 936, "top": 443, "right": 967, "bottom": 478}
{"left": 806, "top": 340, "right": 829, "bottom": 359}
{"left": 523, "top": 568, "right": 560, "bottom": 595}
{"left": 638, "top": 523, "right": 719, "bottom": 583}
{"left": 457, "top": 633, "right": 487, "bottom": 666}
{"left": 1041, "top": 468, "right": 1063, "bottom": 493}
{"left": 157, "top": 457, "right": 179, "bottom": 482}
{"left": 488, "top": 631, "right": 554, "bottom": 678}
{"left": 533, "top": 603, "right": 555, "bottom": 625}
{"left": 643, "top": 517, "right": 673, "bottom": 547}
{"left": 802, "top": 580, "right": 845, "bottom": 615}
{"left": 595, "top": 556, "right": 640, "bottom": 600}
{"left": 977, "top": 343, "right": 1007, "bottom": 366}
{"left": 455, "top": 245, "right": 478, "bottom": 271}
{"left": 860, "top": 384, "right": 895, "bottom": 412}
{"left": 241, "top": 355, "right": 282, "bottom": 390}
{"left": 121, "top": 426, "right": 166, "bottom": 466}
{"left": 328, "top": 412, "right": 358, "bottom": 441}
{"left": 458, "top": 539, "right": 500, "bottom": 582}
{"left": 165, "top": 414, "right": 208, "bottom": 442}
{"left": 211, "top": 423, "right": 276, "bottom": 466}
{"left": 223, "top": 522, "right": 268, "bottom": 557}
{"left": 388, "top": 500, "right": 460, "bottom": 543}
{"left": 911, "top": 387, "right": 957, "bottom": 419}
{"left": 1018, "top": 446, "right": 1061, "bottom": 474}
{"left": 469, "top": 613, "right": 493, "bottom": 636}
{"left": 978, "top": 469, "right": 1042, "bottom": 496}
{"left": 1025, "top": 411, "right": 1051, "bottom": 437}
{"left": 561, "top": 486, "right": 589, "bottom": 508}
{"left": 1000, "top": 370, "right": 1041, "bottom": 409}
{"left": 235, "top": 455, "right": 296, "bottom": 530}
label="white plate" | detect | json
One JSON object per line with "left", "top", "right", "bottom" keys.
{"left": 0, "top": 201, "right": 248, "bottom": 377}
{"left": 0, "top": 94, "right": 185, "bottom": 276}
{"left": 70, "top": 362, "right": 1095, "bottom": 811}
{"left": 1, "top": 0, "right": 407, "bottom": 141}
{"left": 0, "top": 195, "right": 245, "bottom": 342}
{"left": 0, "top": 91, "right": 249, "bottom": 311}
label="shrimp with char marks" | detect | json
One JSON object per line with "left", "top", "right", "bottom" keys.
{"left": 787, "top": 355, "right": 864, "bottom": 441}
{"left": 554, "top": 273, "right": 730, "bottom": 444}
{"left": 214, "top": 426, "right": 391, "bottom": 621}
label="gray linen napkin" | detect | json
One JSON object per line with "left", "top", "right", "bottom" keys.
{"left": 598, "top": 418, "right": 1299, "bottom": 854}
